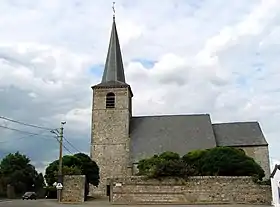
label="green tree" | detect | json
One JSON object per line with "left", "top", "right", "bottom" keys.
{"left": 158, "top": 151, "right": 180, "bottom": 161}
{"left": 137, "top": 147, "right": 265, "bottom": 181}
{"left": 182, "top": 149, "right": 209, "bottom": 175}
{"left": 44, "top": 160, "right": 59, "bottom": 186}
{"left": 0, "top": 170, "right": 5, "bottom": 197}
{"left": 34, "top": 173, "right": 45, "bottom": 191}
{"left": 62, "top": 166, "right": 82, "bottom": 175}
{"left": 137, "top": 151, "right": 194, "bottom": 178}
{"left": 138, "top": 152, "right": 181, "bottom": 176}
{"left": 0, "top": 152, "right": 44, "bottom": 195}
{"left": 191, "top": 147, "right": 265, "bottom": 180}
{"left": 73, "top": 153, "right": 99, "bottom": 187}
{"left": 137, "top": 155, "right": 158, "bottom": 176}
{"left": 182, "top": 149, "right": 208, "bottom": 165}
{"left": 152, "top": 159, "right": 195, "bottom": 178}
{"left": 44, "top": 153, "right": 99, "bottom": 190}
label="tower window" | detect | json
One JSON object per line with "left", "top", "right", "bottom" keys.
{"left": 106, "top": 92, "right": 115, "bottom": 108}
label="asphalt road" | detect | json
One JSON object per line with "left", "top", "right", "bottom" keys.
{"left": 0, "top": 199, "right": 273, "bottom": 207}
{"left": 0, "top": 200, "right": 74, "bottom": 207}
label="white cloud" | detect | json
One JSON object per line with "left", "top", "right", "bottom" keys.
{"left": 0, "top": 0, "right": 280, "bottom": 173}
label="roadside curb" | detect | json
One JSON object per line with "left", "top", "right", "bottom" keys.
{"left": 0, "top": 198, "right": 12, "bottom": 200}
{"left": 0, "top": 200, "right": 11, "bottom": 202}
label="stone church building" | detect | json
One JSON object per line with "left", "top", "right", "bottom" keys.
{"left": 90, "top": 17, "right": 270, "bottom": 196}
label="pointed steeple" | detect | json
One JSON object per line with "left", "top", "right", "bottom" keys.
{"left": 101, "top": 17, "right": 126, "bottom": 84}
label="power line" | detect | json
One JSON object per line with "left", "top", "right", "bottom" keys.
{"left": 0, "top": 118, "right": 73, "bottom": 159}
{"left": 0, "top": 116, "right": 54, "bottom": 131}
{"left": 0, "top": 116, "right": 77, "bottom": 153}
{"left": 64, "top": 137, "right": 81, "bottom": 153}
{"left": 52, "top": 133, "right": 73, "bottom": 155}
{"left": 62, "top": 144, "right": 73, "bottom": 154}
{"left": 0, "top": 125, "right": 55, "bottom": 138}
{"left": 0, "top": 130, "right": 55, "bottom": 143}
{"left": 0, "top": 135, "right": 27, "bottom": 143}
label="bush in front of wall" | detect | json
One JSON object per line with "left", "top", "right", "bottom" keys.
{"left": 137, "top": 147, "right": 265, "bottom": 181}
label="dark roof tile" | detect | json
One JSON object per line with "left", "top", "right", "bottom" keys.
{"left": 213, "top": 122, "right": 267, "bottom": 147}
{"left": 130, "top": 114, "right": 217, "bottom": 162}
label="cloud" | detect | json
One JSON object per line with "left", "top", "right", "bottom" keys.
{"left": 0, "top": 0, "right": 280, "bottom": 173}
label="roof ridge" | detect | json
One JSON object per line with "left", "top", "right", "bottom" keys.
{"left": 213, "top": 121, "right": 259, "bottom": 125}
{"left": 132, "top": 113, "right": 210, "bottom": 118}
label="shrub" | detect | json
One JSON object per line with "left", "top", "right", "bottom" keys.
{"left": 182, "top": 149, "right": 208, "bottom": 175}
{"left": 137, "top": 151, "right": 194, "bottom": 178}
{"left": 158, "top": 151, "right": 180, "bottom": 161}
{"left": 182, "top": 149, "right": 207, "bottom": 164}
{"left": 137, "top": 155, "right": 160, "bottom": 176}
{"left": 152, "top": 159, "right": 195, "bottom": 178}
{"left": 183, "top": 147, "right": 265, "bottom": 180}
{"left": 255, "top": 179, "right": 271, "bottom": 186}
{"left": 137, "top": 147, "right": 265, "bottom": 181}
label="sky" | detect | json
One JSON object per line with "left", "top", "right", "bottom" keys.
{"left": 0, "top": 0, "right": 280, "bottom": 174}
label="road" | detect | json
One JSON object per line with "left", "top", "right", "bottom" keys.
{"left": 0, "top": 199, "right": 273, "bottom": 207}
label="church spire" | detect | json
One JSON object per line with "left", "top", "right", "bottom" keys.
{"left": 101, "top": 10, "right": 126, "bottom": 84}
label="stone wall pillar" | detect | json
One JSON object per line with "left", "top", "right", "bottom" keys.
{"left": 6, "top": 185, "right": 15, "bottom": 199}
{"left": 60, "top": 175, "right": 86, "bottom": 203}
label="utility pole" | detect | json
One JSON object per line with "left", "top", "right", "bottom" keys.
{"left": 57, "top": 121, "right": 66, "bottom": 202}
{"left": 51, "top": 121, "right": 66, "bottom": 203}
{"left": 58, "top": 121, "right": 65, "bottom": 183}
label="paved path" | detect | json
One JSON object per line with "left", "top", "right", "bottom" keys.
{"left": 0, "top": 199, "right": 273, "bottom": 207}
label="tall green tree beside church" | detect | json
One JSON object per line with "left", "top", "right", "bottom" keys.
{"left": 44, "top": 153, "right": 99, "bottom": 193}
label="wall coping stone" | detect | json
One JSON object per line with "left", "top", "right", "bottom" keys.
{"left": 108, "top": 176, "right": 261, "bottom": 183}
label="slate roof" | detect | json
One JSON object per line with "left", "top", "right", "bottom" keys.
{"left": 101, "top": 17, "right": 126, "bottom": 84}
{"left": 130, "top": 114, "right": 217, "bottom": 163}
{"left": 213, "top": 122, "right": 268, "bottom": 147}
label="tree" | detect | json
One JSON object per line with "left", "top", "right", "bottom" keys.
{"left": 60, "top": 166, "right": 82, "bottom": 176}
{"left": 189, "top": 147, "right": 265, "bottom": 180}
{"left": 137, "top": 151, "right": 194, "bottom": 178}
{"left": 44, "top": 153, "right": 99, "bottom": 189}
{"left": 34, "top": 173, "right": 45, "bottom": 191}
{"left": 44, "top": 160, "right": 59, "bottom": 187}
{"left": 138, "top": 147, "right": 265, "bottom": 181}
{"left": 152, "top": 159, "right": 195, "bottom": 178}
{"left": 182, "top": 149, "right": 209, "bottom": 175}
{"left": 73, "top": 153, "right": 99, "bottom": 187}
{"left": 138, "top": 151, "right": 181, "bottom": 176}
{"left": 0, "top": 152, "right": 44, "bottom": 195}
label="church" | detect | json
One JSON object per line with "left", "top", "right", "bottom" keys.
{"left": 90, "top": 16, "right": 270, "bottom": 195}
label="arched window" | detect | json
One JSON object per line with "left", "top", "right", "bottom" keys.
{"left": 106, "top": 92, "right": 115, "bottom": 108}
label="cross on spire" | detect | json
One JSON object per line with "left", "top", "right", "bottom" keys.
{"left": 112, "top": 2, "right": 116, "bottom": 18}
{"left": 100, "top": 5, "right": 126, "bottom": 84}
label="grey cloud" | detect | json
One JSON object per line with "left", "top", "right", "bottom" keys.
{"left": 1, "top": 0, "right": 280, "bottom": 173}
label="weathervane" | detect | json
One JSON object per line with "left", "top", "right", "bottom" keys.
{"left": 112, "top": 2, "right": 116, "bottom": 18}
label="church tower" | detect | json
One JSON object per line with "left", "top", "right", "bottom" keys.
{"left": 90, "top": 16, "right": 133, "bottom": 196}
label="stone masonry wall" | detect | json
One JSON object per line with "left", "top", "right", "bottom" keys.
{"left": 239, "top": 146, "right": 270, "bottom": 179}
{"left": 61, "top": 175, "right": 86, "bottom": 203}
{"left": 91, "top": 87, "right": 132, "bottom": 196}
{"left": 109, "top": 176, "right": 272, "bottom": 205}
